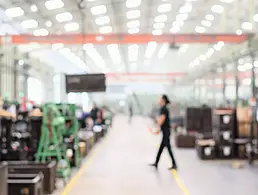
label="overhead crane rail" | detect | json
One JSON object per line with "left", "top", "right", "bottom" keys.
{"left": 0, "top": 33, "right": 252, "bottom": 45}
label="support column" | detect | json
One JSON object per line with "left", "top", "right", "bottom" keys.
{"left": 211, "top": 70, "right": 216, "bottom": 107}
{"left": 234, "top": 56, "right": 239, "bottom": 107}
{"left": 222, "top": 64, "right": 227, "bottom": 104}
{"left": 22, "top": 64, "right": 31, "bottom": 98}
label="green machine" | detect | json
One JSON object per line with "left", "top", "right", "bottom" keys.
{"left": 56, "top": 103, "right": 81, "bottom": 167}
{"left": 36, "top": 103, "right": 72, "bottom": 180}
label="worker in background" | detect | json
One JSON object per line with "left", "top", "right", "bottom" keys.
{"left": 90, "top": 103, "right": 99, "bottom": 124}
{"left": 150, "top": 94, "right": 177, "bottom": 170}
{"left": 128, "top": 103, "right": 133, "bottom": 123}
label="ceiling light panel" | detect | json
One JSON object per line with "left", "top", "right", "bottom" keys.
{"left": 91, "top": 5, "right": 107, "bottom": 15}
{"left": 145, "top": 41, "right": 157, "bottom": 59}
{"left": 170, "top": 27, "right": 180, "bottom": 33}
{"left": 195, "top": 26, "right": 205, "bottom": 33}
{"left": 211, "top": 5, "right": 224, "bottom": 14}
{"left": 45, "top": 0, "right": 64, "bottom": 10}
{"left": 179, "top": 3, "right": 192, "bottom": 13}
{"left": 33, "top": 28, "right": 49, "bottom": 36}
{"left": 126, "top": 0, "right": 141, "bottom": 8}
{"left": 128, "top": 44, "right": 139, "bottom": 62}
{"left": 154, "top": 15, "right": 167, "bottom": 23}
{"left": 5, "top": 7, "right": 24, "bottom": 17}
{"left": 173, "top": 20, "right": 184, "bottom": 28}
{"left": 128, "top": 28, "right": 140, "bottom": 34}
{"left": 220, "top": 0, "right": 234, "bottom": 3}
{"left": 107, "top": 44, "right": 121, "bottom": 64}
{"left": 157, "top": 4, "right": 172, "bottom": 13}
{"left": 241, "top": 22, "right": 252, "bottom": 30}
{"left": 65, "top": 22, "right": 79, "bottom": 32}
{"left": 21, "top": 19, "right": 38, "bottom": 28}
{"left": 158, "top": 43, "right": 169, "bottom": 59}
{"left": 176, "top": 13, "right": 188, "bottom": 21}
{"left": 153, "top": 23, "right": 165, "bottom": 29}
{"left": 30, "top": 4, "right": 38, "bottom": 12}
{"left": 254, "top": 14, "right": 258, "bottom": 22}
{"left": 95, "top": 16, "right": 110, "bottom": 25}
{"left": 201, "top": 20, "right": 211, "bottom": 27}
{"left": 56, "top": 12, "right": 73, "bottom": 22}
{"left": 126, "top": 10, "right": 141, "bottom": 19}
{"left": 127, "top": 20, "right": 140, "bottom": 28}
{"left": 99, "top": 26, "right": 112, "bottom": 34}
{"left": 45, "top": 20, "right": 53, "bottom": 27}
{"left": 152, "top": 29, "right": 163, "bottom": 35}
{"left": 205, "top": 14, "right": 215, "bottom": 21}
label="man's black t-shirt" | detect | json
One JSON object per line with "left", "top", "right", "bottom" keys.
{"left": 90, "top": 108, "right": 99, "bottom": 121}
{"left": 160, "top": 106, "right": 170, "bottom": 131}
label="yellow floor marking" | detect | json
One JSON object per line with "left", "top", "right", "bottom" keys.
{"left": 61, "top": 139, "right": 106, "bottom": 195}
{"left": 171, "top": 169, "right": 190, "bottom": 195}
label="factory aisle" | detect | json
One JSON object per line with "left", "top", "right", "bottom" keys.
{"left": 62, "top": 115, "right": 183, "bottom": 195}
{"left": 61, "top": 115, "right": 258, "bottom": 195}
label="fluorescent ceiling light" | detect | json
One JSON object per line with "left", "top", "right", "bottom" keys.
{"left": 45, "top": 20, "right": 52, "bottom": 27}
{"left": 201, "top": 20, "right": 211, "bottom": 27}
{"left": 205, "top": 14, "right": 215, "bottom": 21}
{"left": 126, "top": 0, "right": 141, "bottom": 8}
{"left": 45, "top": 0, "right": 64, "bottom": 10}
{"left": 107, "top": 44, "right": 121, "bottom": 64}
{"left": 52, "top": 43, "right": 64, "bottom": 50}
{"left": 30, "top": 4, "right": 38, "bottom": 12}
{"left": 128, "top": 44, "right": 139, "bottom": 62}
{"left": 179, "top": 3, "right": 192, "bottom": 13}
{"left": 254, "top": 61, "right": 258, "bottom": 67}
{"left": 5, "top": 7, "right": 24, "bottom": 17}
{"left": 33, "top": 28, "right": 49, "bottom": 36}
{"left": 91, "top": 5, "right": 107, "bottom": 15}
{"left": 152, "top": 29, "right": 163, "bottom": 35}
{"left": 206, "top": 48, "right": 215, "bottom": 58}
{"left": 128, "top": 28, "right": 140, "bottom": 34}
{"left": 21, "top": 19, "right": 38, "bottom": 28}
{"left": 65, "top": 22, "right": 79, "bottom": 32}
{"left": 195, "top": 26, "right": 205, "bottom": 33}
{"left": 211, "top": 5, "right": 224, "bottom": 14}
{"left": 254, "top": 14, "right": 258, "bottom": 22}
{"left": 170, "top": 27, "right": 180, "bottom": 33}
{"left": 241, "top": 22, "right": 252, "bottom": 30}
{"left": 192, "top": 59, "right": 200, "bottom": 66}
{"left": 237, "top": 65, "right": 245, "bottom": 72}
{"left": 127, "top": 20, "right": 140, "bottom": 28}
{"left": 145, "top": 41, "right": 157, "bottom": 59}
{"left": 157, "top": 4, "right": 172, "bottom": 13}
{"left": 126, "top": 10, "right": 141, "bottom": 19}
{"left": 99, "top": 26, "right": 112, "bottom": 34}
{"left": 157, "top": 43, "right": 169, "bottom": 59}
{"left": 176, "top": 13, "right": 188, "bottom": 21}
{"left": 56, "top": 12, "right": 73, "bottom": 22}
{"left": 153, "top": 23, "right": 165, "bottom": 29}
{"left": 236, "top": 29, "right": 242, "bottom": 35}
{"left": 173, "top": 20, "right": 184, "bottom": 28}
{"left": 154, "top": 15, "right": 167, "bottom": 23}
{"left": 238, "top": 58, "right": 244, "bottom": 64}
{"left": 214, "top": 41, "right": 224, "bottom": 51}
{"left": 244, "top": 63, "right": 253, "bottom": 70}
{"left": 95, "top": 16, "right": 110, "bottom": 25}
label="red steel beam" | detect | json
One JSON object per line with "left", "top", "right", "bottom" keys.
{"left": 2, "top": 33, "right": 251, "bottom": 45}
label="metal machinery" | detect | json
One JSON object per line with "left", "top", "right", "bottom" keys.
{"left": 36, "top": 103, "right": 71, "bottom": 180}
{"left": 56, "top": 103, "right": 81, "bottom": 167}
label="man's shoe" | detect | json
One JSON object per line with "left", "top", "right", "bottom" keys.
{"left": 149, "top": 163, "right": 158, "bottom": 169}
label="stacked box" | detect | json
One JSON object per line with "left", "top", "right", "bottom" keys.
{"left": 175, "top": 134, "right": 196, "bottom": 148}
{"left": 196, "top": 139, "right": 216, "bottom": 160}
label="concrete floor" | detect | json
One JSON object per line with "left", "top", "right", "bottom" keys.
{"left": 58, "top": 116, "right": 258, "bottom": 195}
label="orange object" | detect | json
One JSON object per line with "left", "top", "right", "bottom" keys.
{"left": 1, "top": 33, "right": 250, "bottom": 45}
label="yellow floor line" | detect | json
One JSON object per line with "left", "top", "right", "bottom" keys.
{"left": 61, "top": 140, "right": 106, "bottom": 195}
{"left": 171, "top": 169, "right": 190, "bottom": 195}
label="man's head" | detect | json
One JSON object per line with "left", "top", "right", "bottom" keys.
{"left": 159, "top": 94, "right": 170, "bottom": 106}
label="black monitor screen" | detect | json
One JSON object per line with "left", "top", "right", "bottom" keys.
{"left": 65, "top": 74, "right": 106, "bottom": 93}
